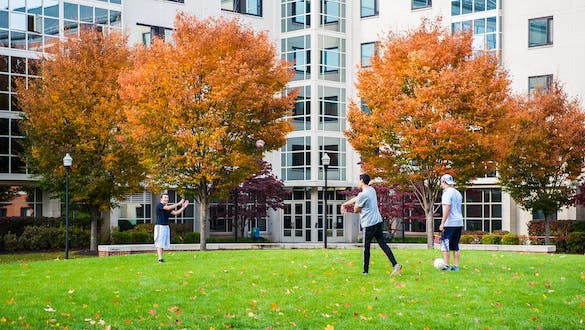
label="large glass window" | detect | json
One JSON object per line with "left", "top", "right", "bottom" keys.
{"left": 319, "top": 86, "right": 345, "bottom": 131}
{"left": 319, "top": 137, "right": 346, "bottom": 180}
{"left": 361, "top": 0, "right": 378, "bottom": 18}
{"left": 320, "top": 0, "right": 345, "bottom": 33}
{"left": 529, "top": 16, "right": 553, "bottom": 47}
{"left": 319, "top": 35, "right": 345, "bottom": 82}
{"left": 412, "top": 0, "right": 431, "bottom": 10}
{"left": 281, "top": 0, "right": 310, "bottom": 32}
{"left": 281, "top": 137, "right": 311, "bottom": 180}
{"left": 360, "top": 42, "right": 375, "bottom": 67}
{"left": 528, "top": 74, "right": 552, "bottom": 96}
{"left": 282, "top": 35, "right": 311, "bottom": 81}
{"left": 0, "top": 186, "right": 43, "bottom": 217}
{"left": 433, "top": 188, "right": 502, "bottom": 232}
{"left": 221, "top": 0, "right": 262, "bottom": 16}
{"left": 118, "top": 192, "right": 152, "bottom": 225}
{"left": 289, "top": 86, "right": 311, "bottom": 131}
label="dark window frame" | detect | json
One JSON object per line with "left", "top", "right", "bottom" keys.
{"left": 528, "top": 16, "right": 553, "bottom": 47}
{"left": 221, "top": 0, "right": 263, "bottom": 17}
{"left": 412, "top": 0, "right": 432, "bottom": 10}
{"left": 361, "top": 0, "right": 379, "bottom": 18}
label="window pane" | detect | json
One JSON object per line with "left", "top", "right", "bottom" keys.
{"left": 361, "top": 42, "right": 375, "bottom": 67}
{"left": 361, "top": 0, "right": 377, "bottom": 17}
{"left": 44, "top": 0, "right": 59, "bottom": 18}
{"left": 412, "top": 0, "right": 431, "bottom": 10}
{"left": 80, "top": 5, "right": 93, "bottom": 23}
{"left": 462, "top": 0, "right": 472, "bottom": 14}
{"left": 487, "top": 0, "right": 496, "bottom": 10}
{"left": 529, "top": 17, "right": 552, "bottom": 47}
{"left": 64, "top": 2, "right": 78, "bottom": 20}
{"left": 451, "top": 0, "right": 460, "bottom": 16}
{"left": 474, "top": 0, "right": 485, "bottom": 12}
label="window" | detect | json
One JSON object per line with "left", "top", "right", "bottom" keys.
{"left": 138, "top": 24, "right": 173, "bottom": 46}
{"left": 292, "top": 47, "right": 310, "bottom": 73}
{"left": 529, "top": 16, "right": 553, "bottom": 47}
{"left": 221, "top": 0, "right": 262, "bottom": 17}
{"left": 319, "top": 86, "right": 346, "bottom": 131}
{"left": 322, "top": 47, "right": 339, "bottom": 72}
{"left": 528, "top": 74, "right": 552, "bottom": 96}
{"left": 361, "top": 0, "right": 378, "bottom": 18}
{"left": 292, "top": 0, "right": 310, "bottom": 25}
{"left": 289, "top": 86, "right": 310, "bottom": 131}
{"left": 319, "top": 137, "right": 346, "bottom": 180}
{"left": 323, "top": 0, "right": 339, "bottom": 24}
{"left": 412, "top": 0, "right": 431, "bottom": 10}
{"left": 360, "top": 42, "right": 375, "bottom": 67}
{"left": 281, "top": 137, "right": 311, "bottom": 180}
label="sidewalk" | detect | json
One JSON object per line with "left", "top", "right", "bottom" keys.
{"left": 98, "top": 242, "right": 555, "bottom": 256}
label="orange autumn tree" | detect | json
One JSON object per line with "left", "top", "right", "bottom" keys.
{"left": 346, "top": 19, "right": 514, "bottom": 247}
{"left": 119, "top": 14, "right": 295, "bottom": 250}
{"left": 498, "top": 81, "right": 585, "bottom": 245}
{"left": 16, "top": 30, "right": 144, "bottom": 252}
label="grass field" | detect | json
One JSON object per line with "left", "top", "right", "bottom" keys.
{"left": 1, "top": 248, "right": 584, "bottom": 329}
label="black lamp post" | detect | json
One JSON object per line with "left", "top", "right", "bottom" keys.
{"left": 63, "top": 153, "right": 72, "bottom": 259}
{"left": 322, "top": 153, "right": 330, "bottom": 248}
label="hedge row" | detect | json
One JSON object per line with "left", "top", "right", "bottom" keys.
{"left": 1, "top": 225, "right": 90, "bottom": 252}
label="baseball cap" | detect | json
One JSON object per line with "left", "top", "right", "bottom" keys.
{"left": 441, "top": 174, "right": 455, "bottom": 185}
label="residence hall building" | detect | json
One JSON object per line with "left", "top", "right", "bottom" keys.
{"left": 1, "top": 0, "right": 583, "bottom": 243}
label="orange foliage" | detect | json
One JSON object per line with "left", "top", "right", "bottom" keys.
{"left": 499, "top": 81, "right": 585, "bottom": 216}
{"left": 16, "top": 29, "right": 144, "bottom": 251}
{"left": 346, "top": 19, "right": 514, "bottom": 246}
{"left": 119, "top": 14, "right": 296, "bottom": 249}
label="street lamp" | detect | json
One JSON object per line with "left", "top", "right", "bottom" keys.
{"left": 63, "top": 153, "right": 72, "bottom": 259}
{"left": 322, "top": 153, "right": 330, "bottom": 249}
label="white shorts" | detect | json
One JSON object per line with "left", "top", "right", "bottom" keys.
{"left": 154, "top": 225, "right": 170, "bottom": 249}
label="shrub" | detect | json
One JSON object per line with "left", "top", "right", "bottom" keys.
{"left": 131, "top": 231, "right": 152, "bottom": 243}
{"left": 573, "top": 221, "right": 585, "bottom": 232}
{"left": 18, "top": 226, "right": 51, "bottom": 250}
{"left": 460, "top": 235, "right": 475, "bottom": 244}
{"left": 481, "top": 234, "right": 501, "bottom": 245}
{"left": 3, "top": 232, "right": 18, "bottom": 252}
{"left": 566, "top": 232, "right": 585, "bottom": 254}
{"left": 501, "top": 234, "right": 520, "bottom": 245}
{"left": 111, "top": 230, "right": 131, "bottom": 244}
{"left": 184, "top": 232, "right": 200, "bottom": 243}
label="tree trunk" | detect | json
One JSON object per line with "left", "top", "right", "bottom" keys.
{"left": 199, "top": 197, "right": 207, "bottom": 251}
{"left": 90, "top": 208, "right": 99, "bottom": 252}
{"left": 544, "top": 214, "right": 550, "bottom": 245}
{"left": 426, "top": 209, "right": 434, "bottom": 249}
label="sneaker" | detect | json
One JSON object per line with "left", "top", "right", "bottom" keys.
{"left": 451, "top": 265, "right": 459, "bottom": 271}
{"left": 391, "top": 263, "right": 402, "bottom": 276}
{"left": 441, "top": 265, "right": 451, "bottom": 271}
{"left": 362, "top": 271, "right": 368, "bottom": 275}
{"left": 158, "top": 259, "right": 164, "bottom": 263}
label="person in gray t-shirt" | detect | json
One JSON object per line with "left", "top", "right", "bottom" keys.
{"left": 342, "top": 174, "right": 402, "bottom": 276}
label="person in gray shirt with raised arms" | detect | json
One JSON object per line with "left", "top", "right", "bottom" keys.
{"left": 342, "top": 173, "right": 402, "bottom": 276}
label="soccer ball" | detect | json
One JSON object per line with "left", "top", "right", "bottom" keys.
{"left": 433, "top": 258, "right": 447, "bottom": 270}
{"left": 255, "top": 139, "right": 265, "bottom": 148}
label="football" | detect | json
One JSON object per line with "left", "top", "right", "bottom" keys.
{"left": 255, "top": 139, "right": 265, "bottom": 148}
{"left": 433, "top": 258, "right": 446, "bottom": 270}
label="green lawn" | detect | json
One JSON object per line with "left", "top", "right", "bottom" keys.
{"left": 1, "top": 249, "right": 583, "bottom": 329}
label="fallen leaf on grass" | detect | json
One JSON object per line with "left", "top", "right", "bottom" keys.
{"left": 44, "top": 306, "right": 56, "bottom": 313}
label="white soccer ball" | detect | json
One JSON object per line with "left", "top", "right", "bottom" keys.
{"left": 433, "top": 258, "right": 446, "bottom": 270}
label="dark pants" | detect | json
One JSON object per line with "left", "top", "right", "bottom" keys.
{"left": 363, "top": 222, "right": 398, "bottom": 273}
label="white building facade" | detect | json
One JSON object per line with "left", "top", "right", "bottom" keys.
{"left": 1, "top": 0, "right": 583, "bottom": 242}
